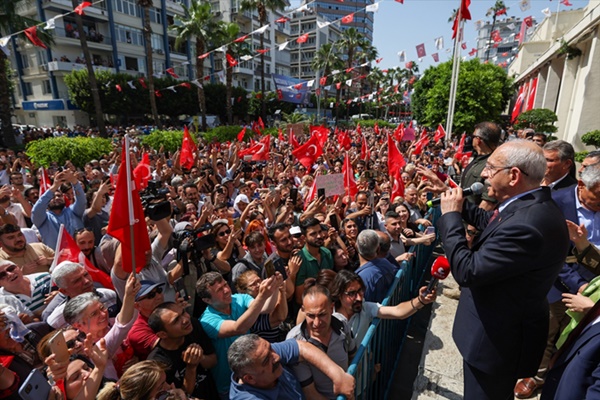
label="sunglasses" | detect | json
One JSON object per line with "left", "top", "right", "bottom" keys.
{"left": 218, "top": 230, "right": 231, "bottom": 237}
{"left": 466, "top": 229, "right": 479, "bottom": 236}
{"left": 0, "top": 265, "right": 17, "bottom": 280}
{"left": 66, "top": 331, "right": 87, "bottom": 349}
{"left": 139, "top": 286, "right": 163, "bottom": 300}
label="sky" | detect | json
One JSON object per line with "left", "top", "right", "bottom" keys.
{"left": 288, "top": 0, "right": 591, "bottom": 73}
{"left": 371, "top": 0, "right": 590, "bottom": 72}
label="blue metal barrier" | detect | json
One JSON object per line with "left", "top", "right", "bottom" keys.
{"left": 337, "top": 209, "right": 440, "bottom": 400}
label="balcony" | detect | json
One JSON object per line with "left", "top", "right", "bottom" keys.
{"left": 275, "top": 51, "right": 290, "bottom": 64}
{"left": 23, "top": 65, "right": 47, "bottom": 76}
{"left": 43, "top": 0, "right": 108, "bottom": 20}
{"left": 170, "top": 51, "right": 188, "bottom": 60}
{"left": 165, "top": 0, "right": 184, "bottom": 14}
{"left": 47, "top": 61, "right": 116, "bottom": 74}
{"left": 54, "top": 27, "right": 112, "bottom": 51}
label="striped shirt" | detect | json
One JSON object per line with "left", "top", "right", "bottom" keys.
{"left": 0, "top": 273, "right": 52, "bottom": 314}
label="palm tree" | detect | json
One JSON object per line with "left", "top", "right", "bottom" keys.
{"left": 137, "top": 0, "right": 160, "bottom": 128}
{"left": 240, "top": 0, "right": 286, "bottom": 121}
{"left": 172, "top": 1, "right": 219, "bottom": 131}
{"left": 335, "top": 28, "right": 370, "bottom": 118}
{"left": 485, "top": 0, "right": 508, "bottom": 61}
{"left": 214, "top": 22, "right": 252, "bottom": 124}
{"left": 69, "top": 0, "right": 106, "bottom": 137}
{"left": 0, "top": 2, "right": 53, "bottom": 146}
{"left": 367, "top": 67, "right": 385, "bottom": 118}
{"left": 312, "top": 43, "right": 343, "bottom": 121}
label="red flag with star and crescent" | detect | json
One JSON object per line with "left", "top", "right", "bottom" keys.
{"left": 343, "top": 152, "right": 358, "bottom": 197}
{"left": 292, "top": 134, "right": 323, "bottom": 169}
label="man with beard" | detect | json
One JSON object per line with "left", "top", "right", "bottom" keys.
{"left": 31, "top": 170, "right": 86, "bottom": 248}
{"left": 73, "top": 227, "right": 110, "bottom": 274}
{"left": 267, "top": 223, "right": 303, "bottom": 301}
{"left": 331, "top": 270, "right": 436, "bottom": 342}
{"left": 294, "top": 217, "right": 333, "bottom": 305}
{"left": 227, "top": 334, "right": 355, "bottom": 399}
{"left": 0, "top": 183, "right": 31, "bottom": 228}
{"left": 0, "top": 224, "right": 54, "bottom": 274}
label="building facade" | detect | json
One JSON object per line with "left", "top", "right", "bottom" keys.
{"left": 508, "top": 0, "right": 600, "bottom": 149}
{"left": 475, "top": 16, "right": 536, "bottom": 70}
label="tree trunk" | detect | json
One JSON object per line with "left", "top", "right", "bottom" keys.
{"left": 485, "top": 16, "right": 497, "bottom": 62}
{"left": 142, "top": 5, "right": 161, "bottom": 128}
{"left": 0, "top": 52, "right": 16, "bottom": 147}
{"left": 226, "top": 51, "right": 233, "bottom": 125}
{"left": 258, "top": 8, "right": 267, "bottom": 123}
{"left": 196, "top": 39, "right": 207, "bottom": 131}
{"left": 72, "top": 0, "right": 106, "bottom": 137}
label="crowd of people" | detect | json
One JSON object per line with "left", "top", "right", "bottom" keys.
{"left": 0, "top": 119, "right": 597, "bottom": 400}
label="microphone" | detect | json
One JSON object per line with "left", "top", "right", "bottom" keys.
{"left": 426, "top": 182, "right": 485, "bottom": 207}
{"left": 425, "top": 256, "right": 451, "bottom": 295}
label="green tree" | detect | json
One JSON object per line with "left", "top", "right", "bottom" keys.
{"left": 138, "top": 0, "right": 161, "bottom": 128}
{"left": 172, "top": 1, "right": 219, "bottom": 131}
{"left": 0, "top": 2, "right": 52, "bottom": 147}
{"left": 513, "top": 108, "right": 558, "bottom": 133}
{"left": 412, "top": 59, "right": 512, "bottom": 135}
{"left": 312, "top": 42, "right": 344, "bottom": 121}
{"left": 240, "top": 0, "right": 286, "bottom": 121}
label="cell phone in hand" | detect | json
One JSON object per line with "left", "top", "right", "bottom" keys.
{"left": 317, "top": 188, "right": 326, "bottom": 199}
{"left": 19, "top": 369, "right": 51, "bottom": 400}
{"left": 425, "top": 226, "right": 435, "bottom": 235}
{"left": 48, "top": 330, "right": 69, "bottom": 364}
{"left": 233, "top": 218, "right": 242, "bottom": 232}
{"left": 264, "top": 259, "right": 276, "bottom": 278}
{"left": 290, "top": 187, "right": 298, "bottom": 203}
{"left": 330, "top": 216, "right": 339, "bottom": 231}
{"left": 174, "top": 278, "right": 190, "bottom": 302}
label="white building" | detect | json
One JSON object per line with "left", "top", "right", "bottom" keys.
{"left": 508, "top": 0, "right": 600, "bottom": 149}
{"left": 476, "top": 16, "right": 536, "bottom": 70}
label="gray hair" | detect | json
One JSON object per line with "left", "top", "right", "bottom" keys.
{"left": 356, "top": 229, "right": 380, "bottom": 260}
{"left": 543, "top": 140, "right": 575, "bottom": 163}
{"left": 227, "top": 334, "right": 262, "bottom": 378}
{"left": 500, "top": 140, "right": 546, "bottom": 185}
{"left": 63, "top": 292, "right": 99, "bottom": 325}
{"left": 52, "top": 262, "right": 84, "bottom": 289}
{"left": 580, "top": 164, "right": 600, "bottom": 189}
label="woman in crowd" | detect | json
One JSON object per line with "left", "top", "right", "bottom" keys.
{"left": 340, "top": 218, "right": 360, "bottom": 270}
{"left": 211, "top": 220, "right": 245, "bottom": 272}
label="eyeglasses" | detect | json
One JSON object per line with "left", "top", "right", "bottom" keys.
{"left": 483, "top": 163, "right": 529, "bottom": 178}
{"left": 218, "top": 229, "right": 231, "bottom": 237}
{"left": 466, "top": 229, "right": 479, "bottom": 236}
{"left": 66, "top": 331, "right": 86, "bottom": 349}
{"left": 139, "top": 286, "right": 163, "bottom": 301}
{"left": 0, "top": 265, "right": 17, "bottom": 280}
{"left": 344, "top": 289, "right": 364, "bottom": 299}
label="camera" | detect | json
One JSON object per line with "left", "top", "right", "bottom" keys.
{"left": 172, "top": 223, "right": 216, "bottom": 255}
{"left": 140, "top": 180, "right": 171, "bottom": 221}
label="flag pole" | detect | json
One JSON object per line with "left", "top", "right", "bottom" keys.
{"left": 445, "top": 4, "right": 464, "bottom": 143}
{"left": 124, "top": 135, "right": 137, "bottom": 279}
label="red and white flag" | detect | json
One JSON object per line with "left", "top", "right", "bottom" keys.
{"left": 74, "top": 1, "right": 92, "bottom": 15}
{"left": 292, "top": 134, "right": 323, "bottom": 170}
{"left": 180, "top": 125, "right": 196, "bottom": 170}
{"left": 107, "top": 139, "right": 151, "bottom": 274}
{"left": 343, "top": 152, "right": 358, "bottom": 197}
{"left": 434, "top": 124, "right": 446, "bottom": 142}
{"left": 39, "top": 167, "right": 52, "bottom": 195}
{"left": 387, "top": 133, "right": 406, "bottom": 176}
{"left": 416, "top": 43, "right": 426, "bottom": 58}
{"left": 360, "top": 134, "right": 370, "bottom": 161}
{"left": 452, "top": 0, "right": 472, "bottom": 39}
{"left": 24, "top": 26, "right": 46, "bottom": 49}
{"left": 51, "top": 225, "right": 114, "bottom": 290}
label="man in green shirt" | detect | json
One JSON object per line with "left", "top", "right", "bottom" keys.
{"left": 294, "top": 217, "right": 333, "bottom": 304}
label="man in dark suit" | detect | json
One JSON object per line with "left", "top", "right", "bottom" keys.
{"left": 438, "top": 140, "right": 569, "bottom": 400}
{"left": 541, "top": 300, "right": 600, "bottom": 399}
{"left": 515, "top": 163, "right": 600, "bottom": 398}
{"left": 541, "top": 140, "right": 577, "bottom": 190}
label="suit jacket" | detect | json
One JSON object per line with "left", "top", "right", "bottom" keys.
{"left": 439, "top": 187, "right": 569, "bottom": 376}
{"left": 552, "top": 174, "right": 577, "bottom": 191}
{"left": 541, "top": 315, "right": 600, "bottom": 399}
{"left": 548, "top": 186, "right": 597, "bottom": 303}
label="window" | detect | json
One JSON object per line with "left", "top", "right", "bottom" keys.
{"left": 42, "top": 80, "right": 52, "bottom": 95}
{"left": 115, "top": 0, "right": 140, "bottom": 17}
{"left": 149, "top": 8, "right": 162, "bottom": 24}
{"left": 115, "top": 24, "right": 143, "bottom": 46}
{"left": 125, "top": 56, "right": 138, "bottom": 71}
{"left": 23, "top": 82, "right": 33, "bottom": 97}
{"left": 153, "top": 60, "right": 165, "bottom": 73}
{"left": 151, "top": 33, "right": 164, "bottom": 51}
{"left": 20, "top": 54, "right": 30, "bottom": 69}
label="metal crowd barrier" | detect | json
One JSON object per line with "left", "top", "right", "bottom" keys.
{"left": 338, "top": 208, "right": 440, "bottom": 400}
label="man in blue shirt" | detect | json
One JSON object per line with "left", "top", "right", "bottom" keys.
{"left": 198, "top": 271, "right": 282, "bottom": 399}
{"left": 354, "top": 230, "right": 396, "bottom": 303}
{"left": 31, "top": 170, "right": 85, "bottom": 248}
{"left": 227, "top": 334, "right": 355, "bottom": 400}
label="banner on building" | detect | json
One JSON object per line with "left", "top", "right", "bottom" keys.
{"left": 272, "top": 74, "right": 310, "bottom": 104}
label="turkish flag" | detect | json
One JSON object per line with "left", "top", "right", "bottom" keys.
{"left": 338, "top": 130, "right": 352, "bottom": 150}
{"left": 39, "top": 167, "right": 52, "bottom": 195}
{"left": 138, "top": 78, "right": 147, "bottom": 89}
{"left": 292, "top": 134, "right": 323, "bottom": 169}
{"left": 180, "top": 125, "right": 196, "bottom": 170}
{"left": 237, "top": 127, "right": 246, "bottom": 141}
{"left": 51, "top": 225, "right": 114, "bottom": 290}
{"left": 289, "top": 130, "right": 299, "bottom": 149}
{"left": 258, "top": 117, "right": 265, "bottom": 130}
{"left": 297, "top": 33, "right": 309, "bottom": 44}
{"left": 133, "top": 152, "right": 151, "bottom": 191}
{"left": 495, "top": 7, "right": 507, "bottom": 16}
{"left": 74, "top": 1, "right": 92, "bottom": 15}
{"left": 310, "top": 125, "right": 329, "bottom": 147}
{"left": 432, "top": 53, "right": 439, "bottom": 62}
{"left": 242, "top": 135, "right": 270, "bottom": 161}
{"left": 524, "top": 16, "right": 533, "bottom": 27}
{"left": 107, "top": 145, "right": 151, "bottom": 274}
{"left": 278, "top": 128, "right": 284, "bottom": 142}
{"left": 116, "top": 84, "right": 122, "bottom": 92}
{"left": 360, "top": 134, "right": 370, "bottom": 161}
{"left": 165, "top": 68, "right": 179, "bottom": 78}
{"left": 511, "top": 85, "right": 525, "bottom": 123}
{"left": 452, "top": 0, "right": 471, "bottom": 39}
{"left": 304, "top": 172, "right": 319, "bottom": 210}
{"left": 320, "top": 76, "right": 327, "bottom": 86}
{"left": 390, "top": 168, "right": 405, "bottom": 201}
{"left": 412, "top": 135, "right": 430, "bottom": 156}
{"left": 526, "top": 77, "right": 538, "bottom": 111}
{"left": 343, "top": 153, "right": 358, "bottom": 197}
{"left": 387, "top": 133, "right": 406, "bottom": 176}
{"left": 226, "top": 54, "right": 238, "bottom": 67}
{"left": 393, "top": 123, "right": 405, "bottom": 142}
{"left": 24, "top": 26, "right": 47, "bottom": 48}
{"left": 416, "top": 43, "right": 426, "bottom": 58}
{"left": 234, "top": 35, "right": 248, "bottom": 43}
{"left": 341, "top": 14, "right": 354, "bottom": 24}
{"left": 434, "top": 124, "right": 446, "bottom": 142}
{"left": 277, "top": 89, "right": 283, "bottom": 100}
